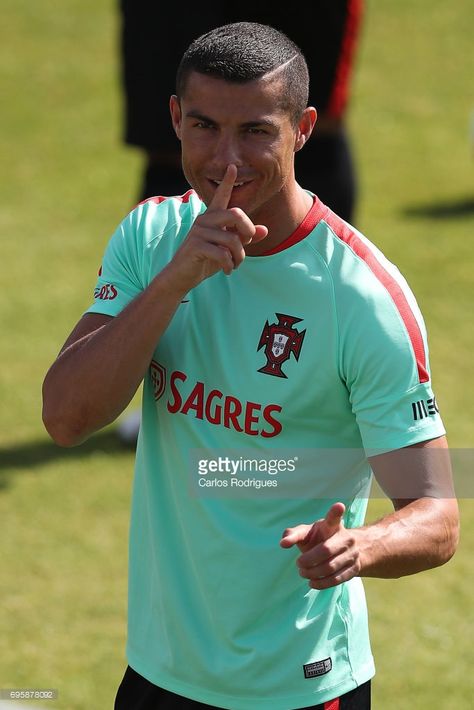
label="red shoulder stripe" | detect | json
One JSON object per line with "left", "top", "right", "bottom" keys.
{"left": 324, "top": 210, "right": 430, "bottom": 384}
{"left": 136, "top": 189, "right": 196, "bottom": 209}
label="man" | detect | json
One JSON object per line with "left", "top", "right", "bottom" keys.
{"left": 42, "top": 22, "right": 458, "bottom": 710}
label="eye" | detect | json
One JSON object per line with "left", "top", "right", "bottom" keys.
{"left": 194, "top": 121, "right": 214, "bottom": 130}
{"left": 247, "top": 127, "right": 266, "bottom": 135}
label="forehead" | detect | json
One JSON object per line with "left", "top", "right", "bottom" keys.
{"left": 180, "top": 70, "right": 291, "bottom": 124}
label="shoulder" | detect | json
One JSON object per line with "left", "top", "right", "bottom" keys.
{"left": 313, "top": 207, "right": 417, "bottom": 316}
{"left": 315, "top": 209, "right": 431, "bottom": 385}
{"left": 313, "top": 208, "right": 393, "bottom": 284}
{"left": 126, "top": 189, "right": 205, "bottom": 246}
{"left": 99, "top": 190, "right": 205, "bottom": 282}
{"left": 135, "top": 188, "right": 202, "bottom": 214}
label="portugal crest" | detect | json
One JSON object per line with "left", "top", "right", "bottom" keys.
{"left": 150, "top": 360, "right": 166, "bottom": 401}
{"left": 257, "top": 313, "right": 306, "bottom": 378}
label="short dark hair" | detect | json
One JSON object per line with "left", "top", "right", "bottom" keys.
{"left": 176, "top": 22, "right": 309, "bottom": 126}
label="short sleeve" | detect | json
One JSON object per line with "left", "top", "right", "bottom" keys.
{"left": 86, "top": 208, "right": 145, "bottom": 318}
{"left": 86, "top": 193, "right": 203, "bottom": 318}
{"left": 337, "top": 258, "right": 445, "bottom": 453}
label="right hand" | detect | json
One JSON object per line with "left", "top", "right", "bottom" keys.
{"left": 280, "top": 503, "right": 361, "bottom": 590}
{"left": 165, "top": 164, "right": 268, "bottom": 294}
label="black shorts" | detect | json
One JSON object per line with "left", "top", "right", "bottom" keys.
{"left": 114, "top": 665, "right": 371, "bottom": 710}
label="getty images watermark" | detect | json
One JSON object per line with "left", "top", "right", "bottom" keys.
{"left": 189, "top": 448, "right": 468, "bottom": 499}
{"left": 197, "top": 454, "right": 299, "bottom": 491}
{"left": 190, "top": 449, "right": 372, "bottom": 499}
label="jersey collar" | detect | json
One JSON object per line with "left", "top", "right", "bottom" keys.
{"left": 257, "top": 195, "right": 328, "bottom": 256}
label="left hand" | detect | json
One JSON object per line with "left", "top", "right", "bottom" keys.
{"left": 280, "top": 502, "right": 362, "bottom": 590}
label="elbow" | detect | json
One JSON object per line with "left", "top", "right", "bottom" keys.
{"left": 42, "top": 390, "right": 89, "bottom": 448}
{"left": 45, "top": 429, "right": 85, "bottom": 449}
{"left": 42, "top": 407, "right": 86, "bottom": 448}
{"left": 435, "top": 499, "right": 460, "bottom": 567}
{"left": 443, "top": 516, "right": 460, "bottom": 564}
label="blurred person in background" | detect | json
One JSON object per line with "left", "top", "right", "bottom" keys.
{"left": 119, "top": 1, "right": 363, "bottom": 223}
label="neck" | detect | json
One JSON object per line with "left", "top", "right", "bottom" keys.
{"left": 244, "top": 181, "right": 313, "bottom": 256}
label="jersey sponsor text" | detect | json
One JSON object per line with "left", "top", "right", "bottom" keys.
{"left": 94, "top": 283, "right": 118, "bottom": 301}
{"left": 411, "top": 396, "right": 439, "bottom": 421}
{"left": 163, "top": 369, "right": 282, "bottom": 438}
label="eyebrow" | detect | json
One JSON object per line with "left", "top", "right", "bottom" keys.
{"left": 185, "top": 110, "right": 278, "bottom": 130}
{"left": 185, "top": 111, "right": 216, "bottom": 124}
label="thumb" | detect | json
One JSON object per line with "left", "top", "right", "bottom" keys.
{"left": 296, "top": 503, "right": 346, "bottom": 551}
{"left": 323, "top": 502, "right": 346, "bottom": 533}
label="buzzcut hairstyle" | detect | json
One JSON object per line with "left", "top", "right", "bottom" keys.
{"left": 176, "top": 22, "right": 309, "bottom": 126}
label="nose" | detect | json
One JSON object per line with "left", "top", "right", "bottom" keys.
{"left": 212, "top": 130, "right": 243, "bottom": 171}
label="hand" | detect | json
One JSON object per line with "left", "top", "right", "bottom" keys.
{"left": 280, "top": 503, "right": 362, "bottom": 590}
{"left": 166, "top": 164, "right": 268, "bottom": 294}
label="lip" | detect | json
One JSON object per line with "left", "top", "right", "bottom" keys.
{"left": 207, "top": 178, "right": 253, "bottom": 191}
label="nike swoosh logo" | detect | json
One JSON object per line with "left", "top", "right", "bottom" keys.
{"left": 180, "top": 299, "right": 190, "bottom": 304}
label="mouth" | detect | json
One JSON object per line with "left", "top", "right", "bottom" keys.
{"left": 212, "top": 179, "right": 244, "bottom": 187}
{"left": 209, "top": 178, "right": 251, "bottom": 190}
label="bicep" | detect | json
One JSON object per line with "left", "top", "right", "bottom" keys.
{"left": 369, "top": 435, "right": 456, "bottom": 506}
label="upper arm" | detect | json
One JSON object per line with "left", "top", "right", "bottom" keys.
{"left": 369, "top": 435, "right": 456, "bottom": 506}
{"left": 368, "top": 436, "right": 460, "bottom": 560}
{"left": 43, "top": 312, "right": 115, "bottom": 446}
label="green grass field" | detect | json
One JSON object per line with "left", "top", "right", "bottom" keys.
{"left": 1, "top": 1, "right": 473, "bottom": 708}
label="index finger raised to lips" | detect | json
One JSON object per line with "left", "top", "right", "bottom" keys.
{"left": 208, "top": 163, "right": 237, "bottom": 211}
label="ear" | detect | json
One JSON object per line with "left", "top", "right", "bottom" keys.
{"left": 294, "top": 106, "right": 317, "bottom": 152}
{"left": 170, "top": 95, "right": 182, "bottom": 140}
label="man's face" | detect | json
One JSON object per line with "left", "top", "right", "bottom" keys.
{"left": 170, "top": 71, "right": 303, "bottom": 222}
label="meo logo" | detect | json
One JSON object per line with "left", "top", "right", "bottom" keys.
{"left": 411, "top": 396, "right": 439, "bottom": 421}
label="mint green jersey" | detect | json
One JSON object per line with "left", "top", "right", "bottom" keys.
{"left": 87, "top": 192, "right": 445, "bottom": 709}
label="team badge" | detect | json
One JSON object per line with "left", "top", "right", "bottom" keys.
{"left": 150, "top": 360, "right": 166, "bottom": 401}
{"left": 257, "top": 313, "right": 306, "bottom": 378}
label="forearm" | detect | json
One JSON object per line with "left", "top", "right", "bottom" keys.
{"left": 42, "top": 264, "right": 185, "bottom": 446}
{"left": 355, "top": 497, "right": 459, "bottom": 578}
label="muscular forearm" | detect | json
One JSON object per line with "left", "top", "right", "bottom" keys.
{"left": 42, "top": 265, "right": 185, "bottom": 446}
{"left": 355, "top": 497, "right": 459, "bottom": 578}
